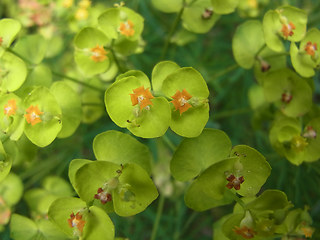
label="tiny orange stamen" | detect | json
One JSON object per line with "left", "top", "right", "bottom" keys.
{"left": 24, "top": 105, "right": 43, "bottom": 126}
{"left": 68, "top": 212, "right": 85, "bottom": 233}
{"left": 233, "top": 226, "right": 256, "bottom": 239}
{"left": 281, "top": 22, "right": 296, "bottom": 39}
{"left": 119, "top": 20, "right": 135, "bottom": 37}
{"left": 90, "top": 45, "right": 108, "bottom": 62}
{"left": 0, "top": 37, "right": 3, "bottom": 46}
{"left": 171, "top": 89, "right": 192, "bottom": 115}
{"left": 301, "top": 226, "right": 314, "bottom": 238}
{"left": 4, "top": 99, "right": 17, "bottom": 117}
{"left": 130, "top": 86, "right": 154, "bottom": 110}
{"left": 305, "top": 41, "right": 317, "bottom": 57}
{"left": 226, "top": 174, "right": 245, "bottom": 190}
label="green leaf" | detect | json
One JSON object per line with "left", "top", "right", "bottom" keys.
{"left": 68, "top": 159, "right": 93, "bottom": 192}
{"left": 116, "top": 70, "right": 150, "bottom": 87}
{"left": 222, "top": 213, "right": 245, "bottom": 240}
{"left": 263, "top": 69, "right": 312, "bottom": 117}
{"left": 162, "top": 67, "right": 210, "bottom": 137}
{"left": 162, "top": 67, "right": 209, "bottom": 99}
{"left": 151, "top": 0, "right": 183, "bottom": 13}
{"left": 98, "top": 7, "right": 144, "bottom": 41}
{"left": 83, "top": 206, "right": 115, "bottom": 240}
{"left": 0, "top": 93, "right": 24, "bottom": 141}
{"left": 24, "top": 188, "right": 57, "bottom": 215}
{"left": 42, "top": 176, "right": 73, "bottom": 197}
{"left": 269, "top": 116, "right": 301, "bottom": 158}
{"left": 290, "top": 28, "right": 320, "bottom": 78}
{"left": 50, "top": 81, "right": 82, "bottom": 138}
{"left": 263, "top": 6, "right": 307, "bottom": 52}
{"left": 213, "top": 215, "right": 231, "bottom": 240}
{"left": 105, "top": 76, "right": 148, "bottom": 128}
{"left": 211, "top": 0, "right": 239, "bottom": 14}
{"left": 184, "top": 158, "right": 236, "bottom": 211}
{"left": 170, "top": 103, "right": 209, "bottom": 138}
{"left": 113, "top": 163, "right": 158, "bottom": 216}
{"left": 74, "top": 161, "right": 120, "bottom": 203}
{"left": 253, "top": 45, "right": 287, "bottom": 84}
{"left": 182, "top": 0, "right": 220, "bottom": 34}
{"left": 74, "top": 27, "right": 110, "bottom": 76}
{"left": 23, "top": 86, "right": 62, "bottom": 147}
{"left": 93, "top": 130, "right": 152, "bottom": 174}
{"left": 0, "top": 18, "right": 21, "bottom": 57}
{"left": 10, "top": 214, "right": 38, "bottom": 240}
{"left": 13, "top": 34, "right": 48, "bottom": 64}
{"left": 171, "top": 128, "right": 232, "bottom": 181}
{"left": 127, "top": 97, "right": 171, "bottom": 138}
{"left": 0, "top": 141, "right": 11, "bottom": 182}
{"left": 232, "top": 20, "right": 265, "bottom": 69}
{"left": 152, "top": 61, "right": 180, "bottom": 94}
{"left": 15, "top": 64, "right": 52, "bottom": 98}
{"left": 0, "top": 51, "right": 27, "bottom": 92}
{"left": 48, "top": 197, "right": 87, "bottom": 238}
{"left": 0, "top": 173, "right": 23, "bottom": 206}
{"left": 303, "top": 118, "right": 320, "bottom": 162}
{"left": 246, "top": 190, "right": 291, "bottom": 211}
{"left": 230, "top": 145, "right": 271, "bottom": 197}
{"left": 37, "top": 219, "right": 69, "bottom": 240}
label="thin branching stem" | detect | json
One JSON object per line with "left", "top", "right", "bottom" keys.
{"left": 160, "top": 2, "right": 185, "bottom": 60}
{"left": 150, "top": 194, "right": 165, "bottom": 240}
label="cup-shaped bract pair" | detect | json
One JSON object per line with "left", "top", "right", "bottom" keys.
{"left": 74, "top": 27, "right": 110, "bottom": 76}
{"left": 152, "top": 61, "right": 210, "bottom": 138}
{"left": 291, "top": 28, "right": 320, "bottom": 78}
{"left": 0, "top": 18, "right": 21, "bottom": 57}
{"left": 269, "top": 116, "right": 320, "bottom": 165}
{"left": 105, "top": 70, "right": 171, "bottom": 138}
{"left": 262, "top": 68, "right": 312, "bottom": 118}
{"left": 222, "top": 190, "right": 292, "bottom": 239}
{"left": 263, "top": 5, "right": 307, "bottom": 52}
{"left": 48, "top": 197, "right": 115, "bottom": 240}
{"left": 22, "top": 83, "right": 82, "bottom": 147}
{"left": 170, "top": 129, "right": 271, "bottom": 211}
{"left": 98, "top": 6, "right": 144, "bottom": 56}
{"left": 68, "top": 130, "right": 157, "bottom": 217}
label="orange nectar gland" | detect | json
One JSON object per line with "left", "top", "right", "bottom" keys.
{"left": 90, "top": 45, "right": 108, "bottom": 62}
{"left": 305, "top": 41, "right": 317, "bottom": 57}
{"left": 68, "top": 212, "right": 85, "bottom": 233}
{"left": 281, "top": 22, "right": 296, "bottom": 39}
{"left": 0, "top": 37, "right": 3, "bottom": 46}
{"left": 119, "top": 20, "right": 135, "bottom": 37}
{"left": 171, "top": 89, "right": 192, "bottom": 115}
{"left": 24, "top": 105, "right": 43, "bottom": 126}
{"left": 130, "top": 86, "right": 154, "bottom": 110}
{"left": 4, "top": 99, "right": 17, "bottom": 117}
{"left": 233, "top": 226, "right": 256, "bottom": 239}
{"left": 226, "top": 174, "right": 245, "bottom": 190}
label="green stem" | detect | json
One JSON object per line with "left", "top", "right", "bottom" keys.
{"left": 174, "top": 211, "right": 199, "bottom": 240}
{"left": 6, "top": 48, "right": 34, "bottom": 65}
{"left": 226, "top": 191, "right": 247, "bottom": 210}
{"left": 150, "top": 194, "right": 165, "bottom": 240}
{"left": 160, "top": 3, "right": 185, "bottom": 60}
{"left": 255, "top": 44, "right": 267, "bottom": 57}
{"left": 213, "top": 107, "right": 252, "bottom": 120}
{"left": 210, "top": 64, "right": 239, "bottom": 81}
{"left": 51, "top": 71, "right": 105, "bottom": 93}
{"left": 109, "top": 40, "right": 125, "bottom": 73}
{"left": 161, "top": 134, "right": 176, "bottom": 152}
